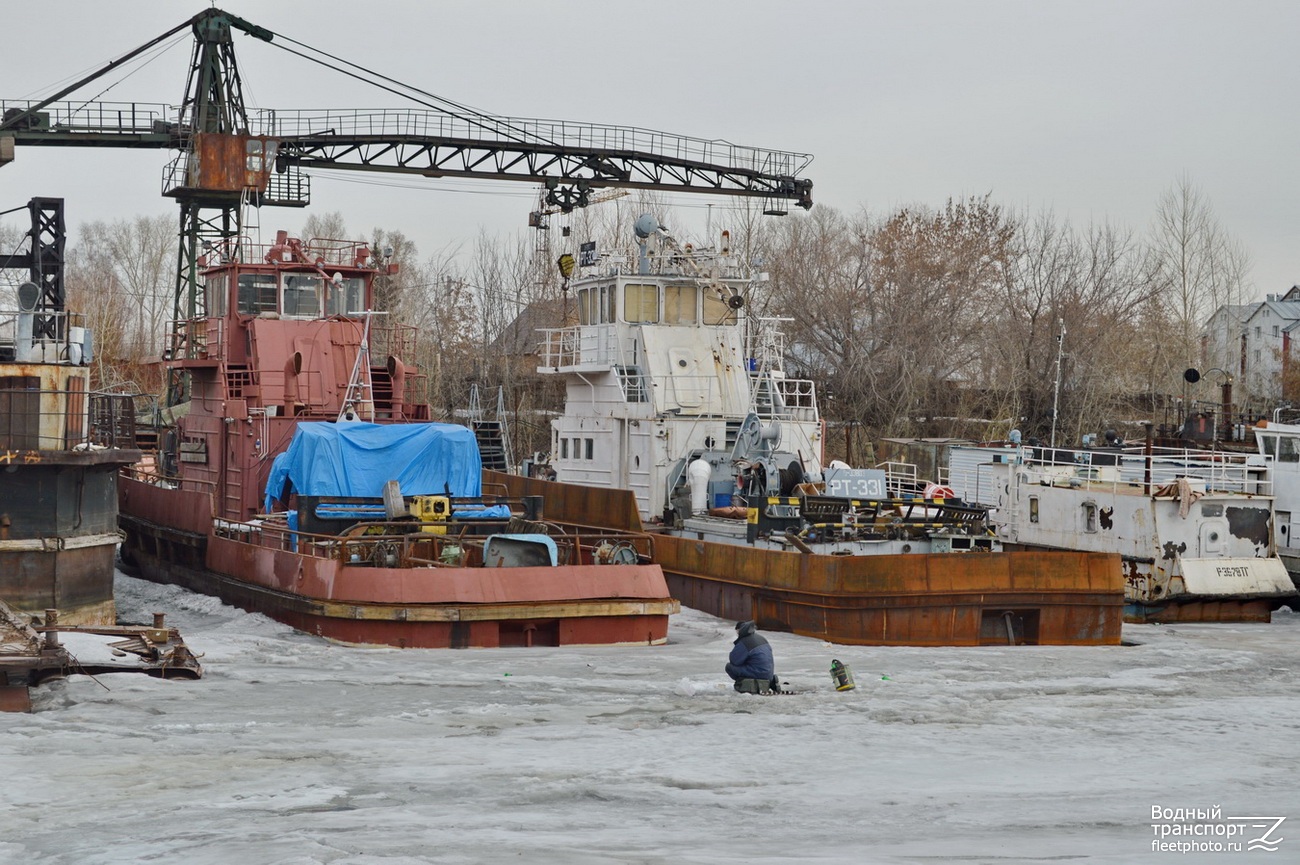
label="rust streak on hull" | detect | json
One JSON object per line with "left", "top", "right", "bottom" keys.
{"left": 0, "top": 545, "right": 117, "bottom": 626}
{"left": 489, "top": 470, "right": 1125, "bottom": 646}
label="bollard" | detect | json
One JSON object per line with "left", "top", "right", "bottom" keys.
{"left": 43, "top": 609, "right": 59, "bottom": 648}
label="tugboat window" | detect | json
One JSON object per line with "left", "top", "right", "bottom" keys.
{"left": 595, "top": 286, "right": 611, "bottom": 323}
{"left": 205, "top": 274, "right": 229, "bottom": 317}
{"left": 1083, "top": 502, "right": 1098, "bottom": 533}
{"left": 237, "top": 274, "right": 278, "bottom": 315}
{"left": 560, "top": 438, "right": 568, "bottom": 459}
{"left": 585, "top": 438, "right": 593, "bottom": 460}
{"left": 624, "top": 284, "right": 659, "bottom": 323}
{"left": 282, "top": 274, "right": 323, "bottom": 318}
{"left": 702, "top": 291, "right": 737, "bottom": 326}
{"left": 325, "top": 277, "right": 366, "bottom": 316}
{"left": 1029, "top": 496, "right": 1039, "bottom": 523}
{"left": 576, "top": 288, "right": 589, "bottom": 325}
{"left": 1280, "top": 435, "right": 1300, "bottom": 463}
{"left": 665, "top": 285, "right": 698, "bottom": 324}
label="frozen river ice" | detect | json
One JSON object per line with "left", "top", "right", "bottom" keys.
{"left": 2, "top": 573, "right": 1298, "bottom": 864}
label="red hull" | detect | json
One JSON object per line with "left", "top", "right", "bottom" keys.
{"left": 119, "top": 474, "right": 676, "bottom": 648}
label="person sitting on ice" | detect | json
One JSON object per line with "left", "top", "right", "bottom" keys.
{"left": 726, "top": 620, "right": 779, "bottom": 693}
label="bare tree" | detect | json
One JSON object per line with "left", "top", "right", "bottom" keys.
{"left": 300, "top": 211, "right": 349, "bottom": 244}
{"left": 857, "top": 195, "right": 1017, "bottom": 438}
{"left": 75, "top": 215, "right": 175, "bottom": 362}
{"left": 1146, "top": 174, "right": 1251, "bottom": 381}
{"left": 992, "top": 212, "right": 1156, "bottom": 443}
{"left": 63, "top": 246, "right": 142, "bottom": 390}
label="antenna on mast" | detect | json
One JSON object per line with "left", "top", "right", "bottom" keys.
{"left": 1050, "top": 318, "right": 1066, "bottom": 448}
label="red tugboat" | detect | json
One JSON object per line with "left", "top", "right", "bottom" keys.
{"left": 118, "top": 231, "right": 676, "bottom": 648}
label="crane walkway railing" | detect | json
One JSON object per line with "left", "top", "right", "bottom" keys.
{"left": 267, "top": 109, "right": 812, "bottom": 173}
{"left": 1, "top": 100, "right": 813, "bottom": 178}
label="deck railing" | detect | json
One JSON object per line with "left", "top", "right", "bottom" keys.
{"left": 214, "top": 510, "right": 654, "bottom": 570}
{"left": 0, "top": 309, "right": 88, "bottom": 364}
{"left": 947, "top": 444, "right": 1271, "bottom": 502}
{"left": 0, "top": 388, "right": 136, "bottom": 451}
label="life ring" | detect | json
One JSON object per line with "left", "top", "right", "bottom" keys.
{"left": 924, "top": 483, "right": 955, "bottom": 500}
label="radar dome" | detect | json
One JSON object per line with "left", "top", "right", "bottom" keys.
{"left": 633, "top": 213, "right": 660, "bottom": 239}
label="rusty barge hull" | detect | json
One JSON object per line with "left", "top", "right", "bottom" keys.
{"left": 119, "top": 474, "right": 675, "bottom": 649}
{"left": 0, "top": 447, "right": 141, "bottom": 627}
{"left": 653, "top": 536, "right": 1123, "bottom": 646}
{"left": 488, "top": 471, "right": 1125, "bottom": 646}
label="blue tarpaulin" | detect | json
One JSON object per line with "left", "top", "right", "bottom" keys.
{"left": 264, "top": 422, "right": 482, "bottom": 511}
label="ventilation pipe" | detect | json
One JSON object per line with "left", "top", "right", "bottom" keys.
{"left": 283, "top": 351, "right": 302, "bottom": 415}
{"left": 687, "top": 457, "right": 712, "bottom": 514}
{"left": 386, "top": 355, "right": 407, "bottom": 419}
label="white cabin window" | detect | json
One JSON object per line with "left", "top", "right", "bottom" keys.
{"left": 624, "top": 284, "right": 659, "bottom": 323}
{"left": 605, "top": 286, "right": 615, "bottom": 323}
{"left": 572, "top": 437, "right": 582, "bottom": 460}
{"left": 665, "top": 285, "right": 698, "bottom": 324}
{"left": 585, "top": 438, "right": 594, "bottom": 460}
{"left": 1083, "top": 502, "right": 1098, "bottom": 533}
{"left": 576, "top": 288, "right": 591, "bottom": 325}
{"left": 702, "top": 291, "right": 737, "bottom": 326}
{"left": 1280, "top": 436, "right": 1300, "bottom": 463}
{"left": 560, "top": 438, "right": 569, "bottom": 459}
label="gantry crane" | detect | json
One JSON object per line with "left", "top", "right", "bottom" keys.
{"left": 0, "top": 8, "right": 813, "bottom": 367}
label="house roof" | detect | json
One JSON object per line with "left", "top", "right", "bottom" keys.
{"left": 488, "top": 298, "right": 571, "bottom": 356}
{"left": 1206, "top": 303, "right": 1258, "bottom": 330}
{"left": 1245, "top": 300, "right": 1300, "bottom": 327}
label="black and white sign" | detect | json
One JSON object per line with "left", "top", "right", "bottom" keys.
{"left": 823, "top": 468, "right": 888, "bottom": 499}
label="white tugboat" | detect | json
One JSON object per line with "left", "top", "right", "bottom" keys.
{"left": 945, "top": 436, "right": 1298, "bottom": 622}
{"left": 494, "top": 216, "right": 1126, "bottom": 646}
{"left": 538, "top": 214, "right": 825, "bottom": 524}
{"left": 1247, "top": 419, "right": 1300, "bottom": 591}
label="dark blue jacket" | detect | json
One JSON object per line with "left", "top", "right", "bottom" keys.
{"left": 728, "top": 621, "right": 774, "bottom": 680}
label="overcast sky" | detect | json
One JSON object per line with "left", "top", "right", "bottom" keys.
{"left": 2, "top": 1, "right": 1296, "bottom": 296}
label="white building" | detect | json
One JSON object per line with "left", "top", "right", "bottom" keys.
{"left": 1238, "top": 286, "right": 1300, "bottom": 401}
{"left": 1203, "top": 286, "right": 1300, "bottom": 405}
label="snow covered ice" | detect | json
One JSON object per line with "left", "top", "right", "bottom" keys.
{"left": 3, "top": 573, "right": 1299, "bottom": 864}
